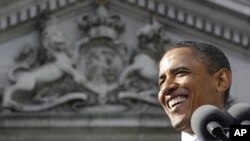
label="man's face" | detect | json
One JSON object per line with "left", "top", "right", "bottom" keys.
{"left": 158, "top": 48, "right": 224, "bottom": 133}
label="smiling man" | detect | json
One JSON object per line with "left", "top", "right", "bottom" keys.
{"left": 158, "top": 41, "right": 232, "bottom": 141}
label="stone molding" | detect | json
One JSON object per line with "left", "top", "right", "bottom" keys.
{"left": 0, "top": 0, "right": 249, "bottom": 49}
{"left": 118, "top": 0, "right": 250, "bottom": 49}
{"left": 0, "top": 0, "right": 78, "bottom": 31}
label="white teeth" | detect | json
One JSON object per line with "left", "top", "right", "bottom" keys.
{"left": 168, "top": 96, "right": 187, "bottom": 109}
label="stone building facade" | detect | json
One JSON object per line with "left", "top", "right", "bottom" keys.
{"left": 0, "top": 0, "right": 249, "bottom": 141}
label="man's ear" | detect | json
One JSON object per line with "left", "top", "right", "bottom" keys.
{"left": 215, "top": 68, "right": 232, "bottom": 93}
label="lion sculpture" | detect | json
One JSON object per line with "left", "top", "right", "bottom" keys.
{"left": 2, "top": 20, "right": 87, "bottom": 111}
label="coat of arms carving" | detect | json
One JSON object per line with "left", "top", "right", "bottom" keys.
{"left": 1, "top": 5, "right": 169, "bottom": 114}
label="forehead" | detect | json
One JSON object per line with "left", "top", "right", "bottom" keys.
{"left": 170, "top": 47, "right": 194, "bottom": 56}
{"left": 159, "top": 48, "right": 204, "bottom": 71}
{"left": 160, "top": 48, "right": 197, "bottom": 63}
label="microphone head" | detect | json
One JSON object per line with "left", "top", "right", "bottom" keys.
{"left": 191, "top": 105, "right": 233, "bottom": 140}
{"left": 227, "top": 103, "right": 250, "bottom": 125}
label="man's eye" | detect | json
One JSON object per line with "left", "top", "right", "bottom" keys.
{"left": 176, "top": 71, "right": 188, "bottom": 77}
{"left": 158, "top": 75, "right": 166, "bottom": 87}
{"left": 159, "top": 79, "right": 165, "bottom": 86}
{"left": 159, "top": 80, "right": 163, "bottom": 86}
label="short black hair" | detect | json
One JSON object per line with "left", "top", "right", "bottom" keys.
{"left": 166, "top": 41, "right": 231, "bottom": 102}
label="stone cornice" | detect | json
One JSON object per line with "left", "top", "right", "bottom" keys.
{"left": 0, "top": 113, "right": 170, "bottom": 127}
{"left": 0, "top": 0, "right": 86, "bottom": 32}
{"left": 0, "top": 0, "right": 93, "bottom": 43}
{"left": 115, "top": 0, "right": 250, "bottom": 50}
{"left": 0, "top": 0, "right": 249, "bottom": 51}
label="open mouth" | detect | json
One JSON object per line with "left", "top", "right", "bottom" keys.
{"left": 168, "top": 96, "right": 188, "bottom": 109}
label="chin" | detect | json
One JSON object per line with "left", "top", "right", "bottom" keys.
{"left": 171, "top": 119, "right": 183, "bottom": 130}
{"left": 171, "top": 117, "right": 190, "bottom": 132}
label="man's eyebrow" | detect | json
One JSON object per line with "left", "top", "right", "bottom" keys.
{"left": 158, "top": 66, "right": 190, "bottom": 79}
{"left": 171, "top": 66, "right": 191, "bottom": 74}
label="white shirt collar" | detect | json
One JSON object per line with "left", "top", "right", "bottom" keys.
{"left": 181, "top": 131, "right": 199, "bottom": 141}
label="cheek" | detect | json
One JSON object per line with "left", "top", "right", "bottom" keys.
{"left": 187, "top": 77, "right": 217, "bottom": 111}
{"left": 158, "top": 92, "right": 171, "bottom": 115}
{"left": 158, "top": 91, "right": 166, "bottom": 107}
{"left": 158, "top": 92, "right": 163, "bottom": 105}
{"left": 177, "top": 76, "right": 206, "bottom": 107}
{"left": 190, "top": 90, "right": 203, "bottom": 110}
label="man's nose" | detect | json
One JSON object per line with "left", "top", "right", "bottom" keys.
{"left": 161, "top": 79, "right": 178, "bottom": 95}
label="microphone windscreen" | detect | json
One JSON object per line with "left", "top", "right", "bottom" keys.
{"left": 227, "top": 103, "right": 250, "bottom": 125}
{"left": 191, "top": 105, "right": 233, "bottom": 140}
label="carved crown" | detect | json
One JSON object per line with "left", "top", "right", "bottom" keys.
{"left": 78, "top": 5, "right": 124, "bottom": 40}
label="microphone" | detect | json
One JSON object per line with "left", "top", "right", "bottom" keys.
{"left": 191, "top": 105, "right": 234, "bottom": 141}
{"left": 227, "top": 103, "right": 250, "bottom": 125}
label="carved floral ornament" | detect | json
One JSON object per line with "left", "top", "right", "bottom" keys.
{"left": 1, "top": 4, "right": 169, "bottom": 114}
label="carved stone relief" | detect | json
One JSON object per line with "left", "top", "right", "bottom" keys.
{"left": 117, "top": 16, "right": 170, "bottom": 107}
{"left": 2, "top": 16, "right": 87, "bottom": 112}
{"left": 1, "top": 4, "right": 170, "bottom": 114}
